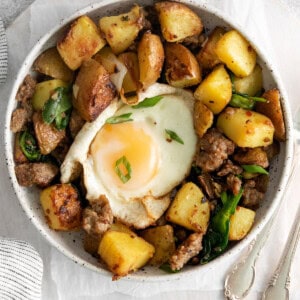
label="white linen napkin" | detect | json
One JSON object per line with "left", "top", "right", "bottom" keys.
{"left": 0, "top": 238, "right": 43, "bottom": 300}
{"left": 0, "top": 17, "right": 8, "bottom": 84}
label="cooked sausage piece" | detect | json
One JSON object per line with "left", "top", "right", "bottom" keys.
{"left": 15, "top": 163, "right": 59, "bottom": 187}
{"left": 233, "top": 147, "right": 269, "bottom": 168}
{"left": 217, "top": 159, "right": 243, "bottom": 177}
{"left": 242, "top": 180, "right": 264, "bottom": 209}
{"left": 227, "top": 174, "right": 242, "bottom": 196}
{"left": 83, "top": 195, "right": 113, "bottom": 238}
{"left": 10, "top": 107, "right": 31, "bottom": 133}
{"left": 169, "top": 232, "right": 203, "bottom": 271}
{"left": 69, "top": 109, "right": 85, "bottom": 139}
{"left": 15, "top": 74, "right": 36, "bottom": 104}
{"left": 195, "top": 128, "right": 235, "bottom": 172}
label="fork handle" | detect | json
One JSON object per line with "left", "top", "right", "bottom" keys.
{"left": 262, "top": 205, "right": 300, "bottom": 300}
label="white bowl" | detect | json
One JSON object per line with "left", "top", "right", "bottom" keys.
{"left": 4, "top": 0, "right": 294, "bottom": 281}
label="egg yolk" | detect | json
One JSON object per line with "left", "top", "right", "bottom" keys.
{"left": 90, "top": 122, "right": 160, "bottom": 191}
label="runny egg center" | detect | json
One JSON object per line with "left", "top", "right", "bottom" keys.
{"left": 90, "top": 122, "right": 160, "bottom": 191}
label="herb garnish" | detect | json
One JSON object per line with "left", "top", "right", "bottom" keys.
{"left": 115, "top": 155, "right": 132, "bottom": 183}
{"left": 165, "top": 129, "right": 184, "bottom": 145}
{"left": 132, "top": 96, "right": 163, "bottom": 109}
{"left": 105, "top": 113, "right": 133, "bottom": 124}
{"left": 229, "top": 93, "right": 267, "bottom": 110}
{"left": 42, "top": 86, "right": 72, "bottom": 130}
{"left": 241, "top": 164, "right": 269, "bottom": 175}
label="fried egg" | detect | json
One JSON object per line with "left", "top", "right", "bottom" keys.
{"left": 61, "top": 84, "right": 197, "bottom": 228}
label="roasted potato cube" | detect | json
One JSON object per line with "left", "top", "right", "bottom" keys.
{"left": 217, "top": 107, "right": 274, "bottom": 148}
{"left": 165, "top": 43, "right": 201, "bottom": 88}
{"left": 229, "top": 206, "right": 256, "bottom": 240}
{"left": 57, "top": 15, "right": 106, "bottom": 70}
{"left": 94, "top": 47, "right": 118, "bottom": 74}
{"left": 33, "top": 112, "right": 66, "bottom": 155}
{"left": 194, "top": 64, "right": 232, "bottom": 114}
{"left": 140, "top": 225, "right": 175, "bottom": 266}
{"left": 256, "top": 88, "right": 286, "bottom": 141}
{"left": 109, "top": 222, "right": 135, "bottom": 235}
{"left": 118, "top": 52, "right": 140, "bottom": 93}
{"left": 233, "top": 64, "right": 263, "bottom": 96}
{"left": 138, "top": 32, "right": 164, "bottom": 89}
{"left": 155, "top": 1, "right": 203, "bottom": 42}
{"left": 99, "top": 5, "right": 144, "bottom": 55}
{"left": 33, "top": 47, "right": 74, "bottom": 82}
{"left": 166, "top": 182, "right": 210, "bottom": 233}
{"left": 32, "top": 79, "right": 68, "bottom": 111}
{"left": 40, "top": 183, "right": 82, "bottom": 231}
{"left": 73, "top": 59, "right": 116, "bottom": 122}
{"left": 98, "top": 230, "right": 155, "bottom": 278}
{"left": 193, "top": 100, "right": 214, "bottom": 138}
{"left": 215, "top": 30, "right": 256, "bottom": 77}
{"left": 196, "top": 26, "right": 226, "bottom": 70}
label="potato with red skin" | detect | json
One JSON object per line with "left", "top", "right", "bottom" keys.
{"left": 73, "top": 59, "right": 116, "bottom": 122}
{"left": 40, "top": 184, "right": 82, "bottom": 231}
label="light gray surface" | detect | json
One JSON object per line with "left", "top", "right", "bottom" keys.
{"left": 0, "top": 0, "right": 35, "bottom": 27}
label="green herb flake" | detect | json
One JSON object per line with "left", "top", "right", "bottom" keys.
{"left": 165, "top": 129, "right": 184, "bottom": 145}
{"left": 241, "top": 164, "right": 269, "bottom": 175}
{"left": 42, "top": 86, "right": 72, "bottom": 130}
{"left": 132, "top": 96, "right": 163, "bottom": 109}
{"left": 159, "top": 263, "right": 180, "bottom": 273}
{"left": 19, "top": 131, "right": 41, "bottom": 161}
{"left": 105, "top": 113, "right": 133, "bottom": 124}
{"left": 115, "top": 156, "right": 132, "bottom": 183}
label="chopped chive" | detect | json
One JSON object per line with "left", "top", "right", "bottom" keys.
{"left": 159, "top": 263, "right": 180, "bottom": 273}
{"left": 105, "top": 113, "right": 133, "bottom": 124}
{"left": 115, "top": 156, "right": 132, "bottom": 183}
{"left": 165, "top": 129, "right": 184, "bottom": 145}
{"left": 241, "top": 164, "right": 269, "bottom": 175}
{"left": 132, "top": 96, "right": 163, "bottom": 109}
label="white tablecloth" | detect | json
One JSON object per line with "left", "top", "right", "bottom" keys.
{"left": 1, "top": 0, "right": 300, "bottom": 299}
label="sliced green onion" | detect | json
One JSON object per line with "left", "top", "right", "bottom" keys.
{"left": 105, "top": 113, "right": 133, "bottom": 124}
{"left": 159, "top": 263, "right": 180, "bottom": 273}
{"left": 115, "top": 156, "right": 132, "bottom": 183}
{"left": 42, "top": 86, "right": 72, "bottom": 130}
{"left": 132, "top": 96, "right": 163, "bottom": 109}
{"left": 229, "top": 93, "right": 255, "bottom": 109}
{"left": 165, "top": 129, "right": 184, "bottom": 145}
{"left": 241, "top": 164, "right": 269, "bottom": 175}
{"left": 19, "top": 131, "right": 41, "bottom": 161}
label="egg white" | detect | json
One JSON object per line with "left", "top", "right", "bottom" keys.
{"left": 61, "top": 84, "right": 197, "bottom": 228}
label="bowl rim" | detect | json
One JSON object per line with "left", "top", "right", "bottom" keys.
{"left": 4, "top": 0, "right": 295, "bottom": 281}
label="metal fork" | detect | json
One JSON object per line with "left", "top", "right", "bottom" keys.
{"left": 224, "top": 109, "right": 300, "bottom": 300}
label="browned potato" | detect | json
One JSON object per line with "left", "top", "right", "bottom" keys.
{"left": 57, "top": 15, "right": 106, "bottom": 70}
{"left": 255, "top": 88, "right": 286, "bottom": 142}
{"left": 196, "top": 26, "right": 226, "bottom": 70}
{"left": 140, "top": 225, "right": 175, "bottom": 266}
{"left": 193, "top": 100, "right": 214, "bottom": 138}
{"left": 217, "top": 107, "right": 274, "bottom": 148}
{"left": 215, "top": 30, "right": 256, "bottom": 77}
{"left": 155, "top": 1, "right": 203, "bottom": 42}
{"left": 138, "top": 32, "right": 164, "bottom": 89}
{"left": 73, "top": 59, "right": 116, "bottom": 122}
{"left": 99, "top": 5, "right": 144, "bottom": 54}
{"left": 165, "top": 43, "right": 201, "bottom": 88}
{"left": 233, "top": 64, "right": 263, "bottom": 96}
{"left": 33, "top": 112, "right": 66, "bottom": 155}
{"left": 33, "top": 47, "right": 74, "bottom": 82}
{"left": 194, "top": 64, "right": 232, "bottom": 114}
{"left": 118, "top": 52, "right": 140, "bottom": 93}
{"left": 40, "top": 183, "right": 82, "bottom": 231}
{"left": 98, "top": 230, "right": 155, "bottom": 279}
{"left": 229, "top": 206, "right": 256, "bottom": 240}
{"left": 166, "top": 182, "right": 210, "bottom": 233}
